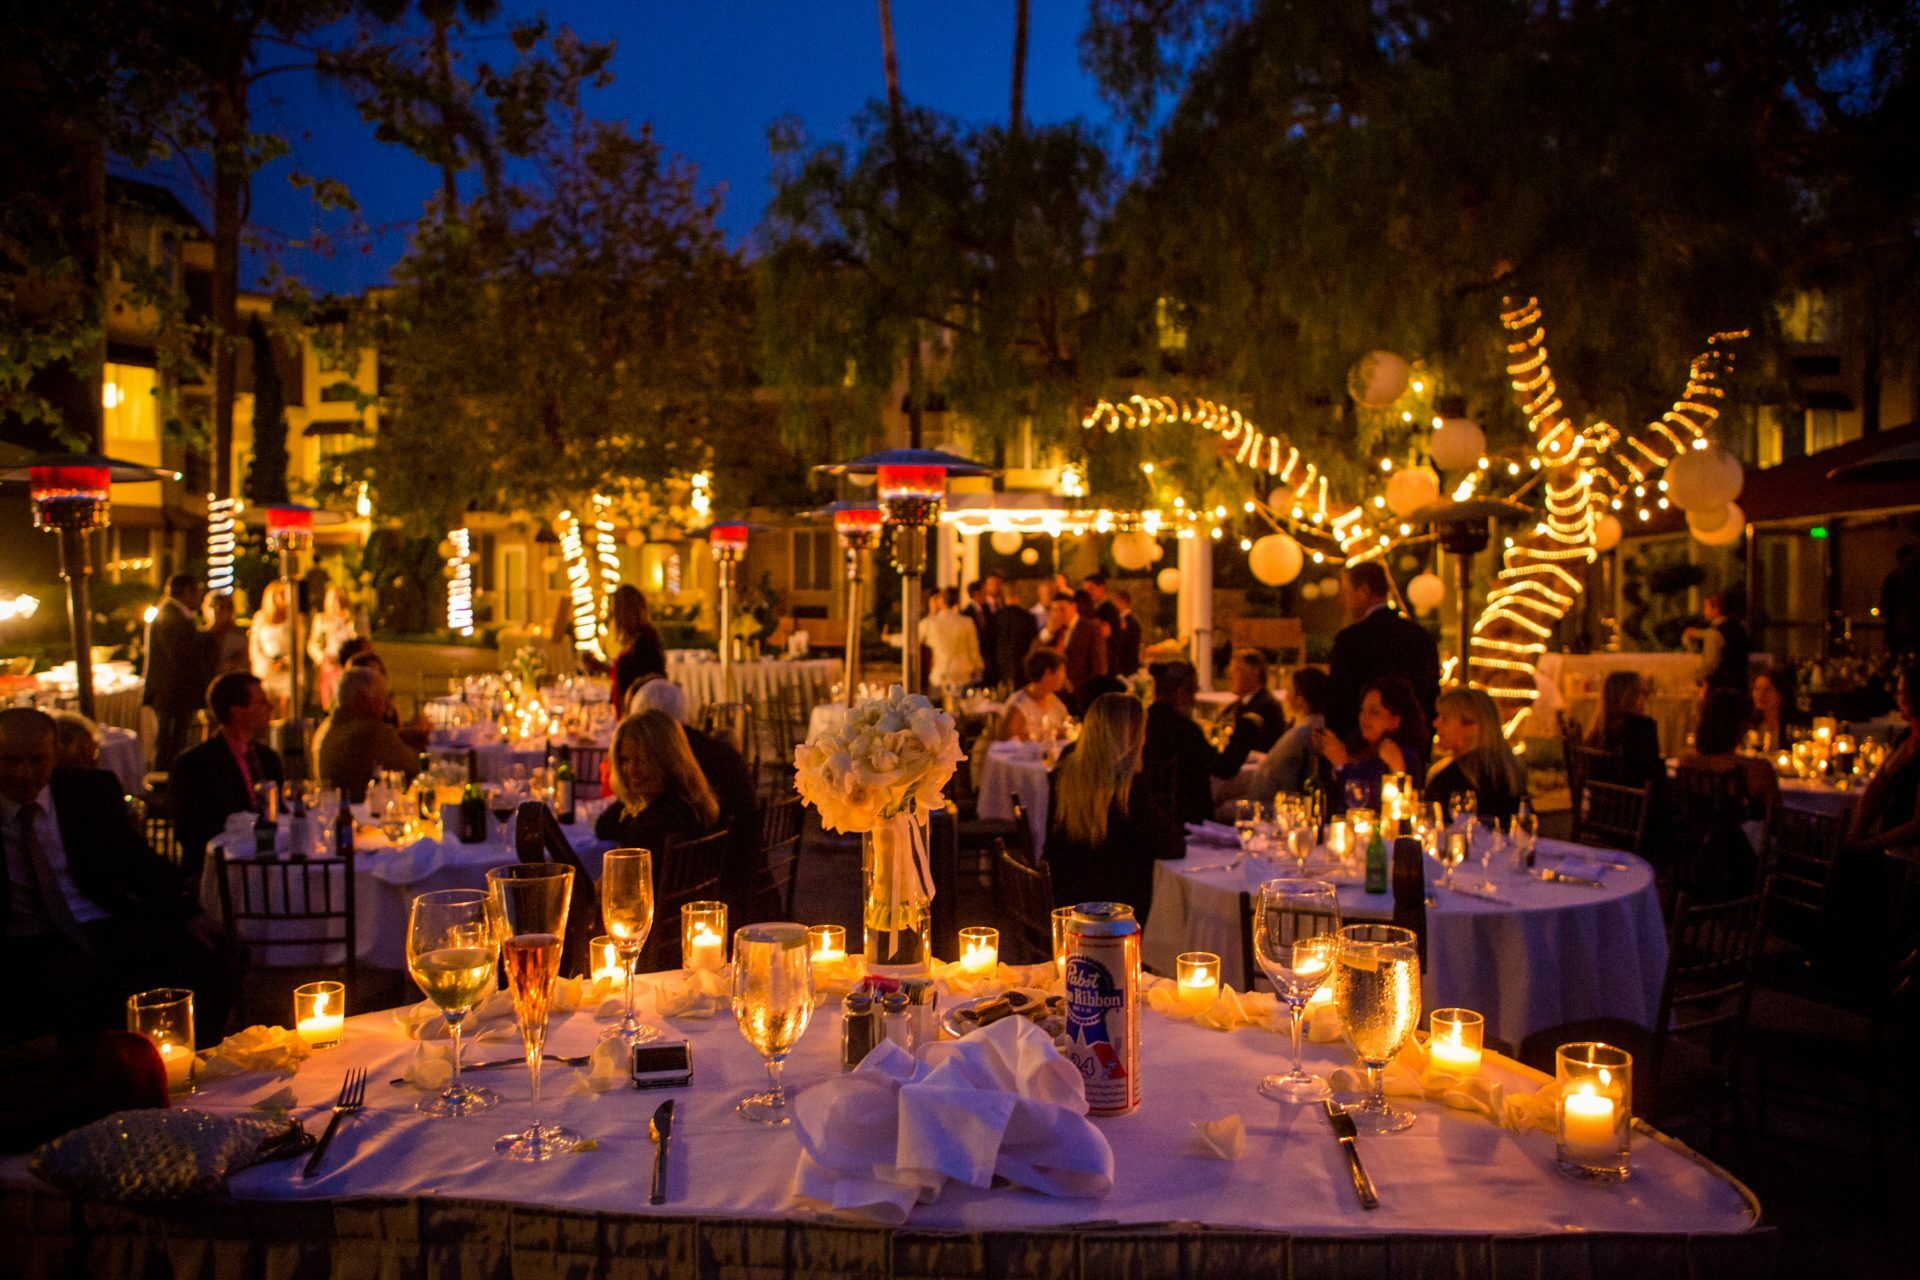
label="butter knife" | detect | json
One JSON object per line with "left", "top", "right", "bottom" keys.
{"left": 1531, "top": 866, "right": 1605, "bottom": 889}
{"left": 1322, "top": 1101, "right": 1379, "bottom": 1210}
{"left": 649, "top": 1099, "right": 675, "bottom": 1205}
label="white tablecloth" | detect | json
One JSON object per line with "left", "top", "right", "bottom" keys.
{"left": 1778, "top": 778, "right": 1859, "bottom": 817}
{"left": 976, "top": 740, "right": 1053, "bottom": 848}
{"left": 8, "top": 973, "right": 1754, "bottom": 1239}
{"left": 1144, "top": 836, "right": 1669, "bottom": 1048}
{"left": 669, "top": 656, "right": 839, "bottom": 720}
{"left": 99, "top": 724, "right": 144, "bottom": 791}
{"left": 427, "top": 727, "right": 612, "bottom": 785}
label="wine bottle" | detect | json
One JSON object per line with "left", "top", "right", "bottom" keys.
{"left": 552, "top": 745, "right": 576, "bottom": 825}
{"left": 253, "top": 800, "right": 277, "bottom": 858}
{"left": 334, "top": 803, "right": 354, "bottom": 859}
{"left": 1390, "top": 835, "right": 1425, "bottom": 936}
{"left": 457, "top": 753, "right": 488, "bottom": 845}
{"left": 1364, "top": 824, "right": 1388, "bottom": 895}
{"left": 286, "top": 789, "right": 310, "bottom": 861}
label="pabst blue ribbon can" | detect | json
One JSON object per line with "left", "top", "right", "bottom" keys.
{"left": 1063, "top": 901, "right": 1140, "bottom": 1116}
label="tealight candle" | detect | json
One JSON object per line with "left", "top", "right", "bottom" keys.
{"left": 681, "top": 900, "right": 728, "bottom": 971}
{"left": 157, "top": 1041, "right": 194, "bottom": 1093}
{"left": 1555, "top": 1041, "right": 1632, "bottom": 1181}
{"left": 1051, "top": 906, "right": 1076, "bottom": 980}
{"left": 1176, "top": 951, "right": 1221, "bottom": 1010}
{"left": 590, "top": 935, "right": 624, "bottom": 984}
{"left": 1428, "top": 1008, "right": 1484, "bottom": 1075}
{"left": 293, "top": 981, "right": 345, "bottom": 1049}
{"left": 1325, "top": 820, "right": 1352, "bottom": 858}
{"left": 958, "top": 926, "right": 999, "bottom": 976}
{"left": 127, "top": 987, "right": 195, "bottom": 1096}
{"left": 808, "top": 924, "right": 847, "bottom": 967}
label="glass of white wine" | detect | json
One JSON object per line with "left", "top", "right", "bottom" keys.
{"left": 406, "top": 889, "right": 500, "bottom": 1117}
{"left": 731, "top": 923, "right": 815, "bottom": 1125}
{"left": 1333, "top": 922, "right": 1422, "bottom": 1133}
{"left": 1252, "top": 878, "right": 1341, "bottom": 1103}
{"left": 599, "top": 849, "right": 659, "bottom": 1046}
{"left": 487, "top": 862, "right": 577, "bottom": 1161}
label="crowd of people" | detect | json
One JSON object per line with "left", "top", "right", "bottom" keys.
{"left": 920, "top": 572, "right": 1144, "bottom": 701}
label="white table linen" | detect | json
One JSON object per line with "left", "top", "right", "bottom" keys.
{"left": 975, "top": 740, "right": 1053, "bottom": 849}
{"left": 1144, "top": 837, "right": 1669, "bottom": 1048}
{"left": 669, "top": 656, "right": 839, "bottom": 720}
{"left": 99, "top": 725, "right": 144, "bottom": 790}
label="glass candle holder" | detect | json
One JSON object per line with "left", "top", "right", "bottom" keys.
{"left": 1325, "top": 820, "right": 1352, "bottom": 860}
{"left": 589, "top": 934, "right": 624, "bottom": 984}
{"left": 1556, "top": 1041, "right": 1632, "bottom": 1181}
{"left": 958, "top": 926, "right": 999, "bottom": 976}
{"left": 1051, "top": 906, "right": 1076, "bottom": 980}
{"left": 127, "top": 988, "right": 195, "bottom": 1094}
{"left": 1427, "top": 1008, "right": 1484, "bottom": 1076}
{"left": 1176, "top": 951, "right": 1221, "bottom": 1010}
{"left": 808, "top": 924, "right": 848, "bottom": 967}
{"left": 681, "top": 900, "right": 728, "bottom": 971}
{"left": 293, "top": 981, "right": 345, "bottom": 1049}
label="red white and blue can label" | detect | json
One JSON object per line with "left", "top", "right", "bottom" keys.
{"left": 1064, "top": 903, "right": 1140, "bottom": 1116}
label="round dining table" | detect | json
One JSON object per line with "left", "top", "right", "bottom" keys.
{"left": 974, "top": 739, "right": 1057, "bottom": 849}
{"left": 1144, "top": 834, "right": 1669, "bottom": 1048}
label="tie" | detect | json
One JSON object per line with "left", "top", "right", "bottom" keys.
{"left": 16, "top": 802, "right": 88, "bottom": 946}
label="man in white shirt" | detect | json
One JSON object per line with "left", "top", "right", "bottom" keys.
{"left": 918, "top": 587, "right": 985, "bottom": 697}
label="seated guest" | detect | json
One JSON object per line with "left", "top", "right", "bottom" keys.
{"left": 1047, "top": 693, "right": 1182, "bottom": 921}
{"left": 1426, "top": 686, "right": 1529, "bottom": 823}
{"left": 1220, "top": 649, "right": 1287, "bottom": 753}
{"left": 0, "top": 708, "right": 227, "bottom": 1047}
{"left": 1676, "top": 688, "right": 1780, "bottom": 816}
{"left": 1314, "top": 675, "right": 1427, "bottom": 810}
{"left": 1749, "top": 666, "right": 1800, "bottom": 750}
{"left": 1144, "top": 660, "right": 1256, "bottom": 825}
{"left": 337, "top": 636, "right": 384, "bottom": 674}
{"left": 169, "top": 672, "right": 284, "bottom": 880}
{"left": 1848, "top": 658, "right": 1920, "bottom": 853}
{"left": 1217, "top": 667, "right": 1330, "bottom": 816}
{"left": 1585, "top": 671, "right": 1666, "bottom": 788}
{"left": 608, "top": 584, "right": 668, "bottom": 713}
{"left": 50, "top": 712, "right": 101, "bottom": 772}
{"left": 313, "top": 666, "right": 418, "bottom": 803}
{"left": 628, "top": 679, "right": 759, "bottom": 905}
{"left": 1000, "top": 650, "right": 1070, "bottom": 742}
{"left": 596, "top": 709, "right": 722, "bottom": 850}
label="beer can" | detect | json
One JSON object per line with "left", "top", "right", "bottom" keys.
{"left": 1063, "top": 902, "right": 1140, "bottom": 1117}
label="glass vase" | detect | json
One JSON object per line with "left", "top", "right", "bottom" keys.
{"left": 862, "top": 812, "right": 931, "bottom": 976}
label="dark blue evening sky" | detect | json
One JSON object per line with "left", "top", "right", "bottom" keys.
{"left": 196, "top": 2, "right": 1115, "bottom": 296}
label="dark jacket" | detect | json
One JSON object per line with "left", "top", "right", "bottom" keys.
{"left": 1046, "top": 773, "right": 1184, "bottom": 923}
{"left": 990, "top": 606, "right": 1039, "bottom": 690}
{"left": 1144, "top": 701, "right": 1253, "bottom": 825}
{"left": 1223, "top": 687, "right": 1287, "bottom": 754}
{"left": 612, "top": 628, "right": 669, "bottom": 712}
{"left": 1109, "top": 611, "right": 1143, "bottom": 678}
{"left": 1326, "top": 606, "right": 1441, "bottom": 738}
{"left": 1, "top": 769, "right": 194, "bottom": 930}
{"left": 594, "top": 791, "right": 717, "bottom": 851}
{"left": 1704, "top": 618, "right": 1751, "bottom": 694}
{"left": 314, "top": 711, "right": 419, "bottom": 803}
{"left": 1590, "top": 712, "right": 1666, "bottom": 791}
{"left": 962, "top": 603, "right": 995, "bottom": 683}
{"left": 141, "top": 599, "right": 208, "bottom": 716}
{"left": 1427, "top": 752, "right": 1524, "bottom": 825}
{"left": 1045, "top": 617, "right": 1109, "bottom": 692}
{"left": 684, "top": 724, "right": 758, "bottom": 908}
{"left": 168, "top": 734, "right": 285, "bottom": 879}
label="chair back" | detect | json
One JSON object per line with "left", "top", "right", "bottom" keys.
{"left": 1763, "top": 807, "right": 1845, "bottom": 963}
{"left": 993, "top": 840, "right": 1056, "bottom": 964}
{"left": 510, "top": 801, "right": 600, "bottom": 978}
{"left": 702, "top": 700, "right": 762, "bottom": 779}
{"left": 1571, "top": 779, "right": 1650, "bottom": 853}
{"left": 1570, "top": 744, "right": 1625, "bottom": 790}
{"left": 212, "top": 844, "right": 358, "bottom": 988}
{"left": 1237, "top": 889, "right": 1341, "bottom": 996}
{"left": 754, "top": 793, "right": 805, "bottom": 920}
{"left": 1003, "top": 793, "right": 1037, "bottom": 866}
{"left": 643, "top": 828, "right": 732, "bottom": 969}
{"left": 569, "top": 744, "right": 609, "bottom": 800}
{"left": 1668, "top": 766, "right": 1764, "bottom": 900}
{"left": 1650, "top": 882, "right": 1771, "bottom": 1084}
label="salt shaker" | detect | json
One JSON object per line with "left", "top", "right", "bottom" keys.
{"left": 879, "top": 991, "right": 915, "bottom": 1053}
{"left": 840, "top": 991, "right": 878, "bottom": 1071}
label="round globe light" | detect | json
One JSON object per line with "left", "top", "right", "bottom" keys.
{"left": 1406, "top": 571, "right": 1446, "bottom": 613}
{"left": 989, "top": 530, "right": 1024, "bottom": 556}
{"left": 1429, "top": 418, "right": 1487, "bottom": 472}
{"left": 1385, "top": 466, "right": 1440, "bottom": 517}
{"left": 1156, "top": 566, "right": 1182, "bottom": 594}
{"left": 1347, "top": 350, "right": 1412, "bottom": 409}
{"left": 1248, "top": 533, "right": 1304, "bottom": 586}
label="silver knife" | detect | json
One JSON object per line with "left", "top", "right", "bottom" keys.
{"left": 1322, "top": 1101, "right": 1379, "bottom": 1210}
{"left": 1444, "top": 882, "right": 1512, "bottom": 905}
{"left": 649, "top": 1099, "right": 674, "bottom": 1205}
{"left": 1531, "top": 866, "right": 1605, "bottom": 889}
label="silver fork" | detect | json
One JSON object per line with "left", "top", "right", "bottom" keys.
{"left": 303, "top": 1067, "right": 367, "bottom": 1178}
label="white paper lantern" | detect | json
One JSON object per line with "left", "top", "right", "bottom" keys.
{"left": 1300, "top": 581, "right": 1321, "bottom": 600}
{"left": 1150, "top": 541, "right": 1165, "bottom": 562}
{"left": 1248, "top": 533, "right": 1304, "bottom": 586}
{"left": 1429, "top": 418, "right": 1486, "bottom": 472}
{"left": 1406, "top": 571, "right": 1446, "bottom": 613}
{"left": 1156, "top": 566, "right": 1182, "bottom": 594}
{"left": 1688, "top": 502, "right": 1746, "bottom": 546}
{"left": 1666, "top": 444, "right": 1744, "bottom": 512}
{"left": 1593, "top": 514, "right": 1623, "bottom": 553}
{"left": 1111, "top": 531, "right": 1155, "bottom": 571}
{"left": 1347, "top": 350, "right": 1412, "bottom": 409}
{"left": 1686, "top": 501, "right": 1731, "bottom": 534}
{"left": 989, "top": 530, "right": 1024, "bottom": 556}
{"left": 1267, "top": 487, "right": 1291, "bottom": 511}
{"left": 1019, "top": 547, "right": 1040, "bottom": 566}
{"left": 1385, "top": 466, "right": 1440, "bottom": 517}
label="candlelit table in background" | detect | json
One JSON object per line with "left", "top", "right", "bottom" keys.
{"left": 0, "top": 973, "right": 1765, "bottom": 1279}
{"left": 98, "top": 724, "right": 144, "bottom": 791}
{"left": 1145, "top": 837, "right": 1669, "bottom": 1048}
{"left": 28, "top": 661, "right": 146, "bottom": 736}
{"left": 669, "top": 655, "right": 839, "bottom": 722}
{"left": 974, "top": 738, "right": 1056, "bottom": 849}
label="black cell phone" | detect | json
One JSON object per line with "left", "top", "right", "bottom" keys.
{"left": 630, "top": 1040, "right": 694, "bottom": 1090}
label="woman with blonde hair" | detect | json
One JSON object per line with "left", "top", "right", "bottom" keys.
{"left": 1426, "top": 685, "right": 1529, "bottom": 822}
{"left": 308, "top": 585, "right": 362, "bottom": 710}
{"left": 249, "top": 580, "right": 295, "bottom": 715}
{"left": 595, "top": 709, "right": 721, "bottom": 849}
{"left": 608, "top": 584, "right": 668, "bottom": 713}
{"left": 1045, "top": 693, "right": 1182, "bottom": 920}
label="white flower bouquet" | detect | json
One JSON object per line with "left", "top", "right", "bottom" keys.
{"left": 792, "top": 685, "right": 964, "bottom": 833}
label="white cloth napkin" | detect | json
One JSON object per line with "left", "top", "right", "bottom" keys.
{"left": 790, "top": 1014, "right": 1113, "bottom": 1225}
{"left": 1184, "top": 821, "right": 1241, "bottom": 848}
{"left": 194, "top": 1025, "right": 313, "bottom": 1081}
{"left": 368, "top": 838, "right": 446, "bottom": 886}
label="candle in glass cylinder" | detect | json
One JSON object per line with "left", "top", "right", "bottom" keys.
{"left": 1325, "top": 820, "right": 1352, "bottom": 858}
{"left": 1176, "top": 951, "right": 1221, "bottom": 1010}
{"left": 958, "top": 926, "right": 999, "bottom": 976}
{"left": 157, "top": 1041, "right": 194, "bottom": 1092}
{"left": 682, "top": 900, "right": 728, "bottom": 971}
{"left": 1555, "top": 1041, "right": 1632, "bottom": 1180}
{"left": 293, "top": 982, "right": 345, "bottom": 1049}
{"left": 590, "top": 935, "right": 624, "bottom": 984}
{"left": 127, "top": 988, "right": 195, "bottom": 1096}
{"left": 1427, "top": 1008, "right": 1484, "bottom": 1075}
{"left": 1051, "top": 906, "right": 1075, "bottom": 981}
{"left": 808, "top": 924, "right": 847, "bottom": 967}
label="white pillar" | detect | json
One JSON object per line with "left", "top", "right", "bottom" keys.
{"left": 935, "top": 523, "right": 959, "bottom": 590}
{"left": 958, "top": 531, "right": 981, "bottom": 593}
{"left": 1178, "top": 536, "right": 1215, "bottom": 691}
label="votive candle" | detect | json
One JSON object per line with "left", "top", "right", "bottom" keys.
{"left": 1326, "top": 820, "right": 1352, "bottom": 858}
{"left": 1051, "top": 905, "right": 1076, "bottom": 980}
{"left": 958, "top": 926, "right": 999, "bottom": 976}
{"left": 1176, "top": 951, "right": 1221, "bottom": 1010}
{"left": 590, "top": 935, "right": 624, "bottom": 984}
{"left": 681, "top": 900, "right": 728, "bottom": 971}
{"left": 808, "top": 924, "right": 848, "bottom": 967}
{"left": 1428, "top": 1008, "right": 1484, "bottom": 1075}
{"left": 127, "top": 987, "right": 195, "bottom": 1096}
{"left": 1555, "top": 1041, "right": 1632, "bottom": 1181}
{"left": 293, "top": 981, "right": 345, "bottom": 1049}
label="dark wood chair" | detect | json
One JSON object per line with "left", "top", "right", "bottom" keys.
{"left": 1571, "top": 779, "right": 1650, "bottom": 854}
{"left": 569, "top": 744, "right": 609, "bottom": 800}
{"left": 1237, "top": 889, "right": 1340, "bottom": 996}
{"left": 1759, "top": 807, "right": 1846, "bottom": 981}
{"left": 642, "top": 828, "right": 732, "bottom": 971}
{"left": 1668, "top": 766, "right": 1766, "bottom": 902}
{"left": 993, "top": 839, "right": 1056, "bottom": 965}
{"left": 212, "top": 843, "right": 358, "bottom": 1020}
{"left": 512, "top": 800, "right": 602, "bottom": 979}
{"left": 753, "top": 793, "right": 805, "bottom": 920}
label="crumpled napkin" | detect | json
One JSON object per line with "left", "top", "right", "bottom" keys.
{"left": 790, "top": 1014, "right": 1113, "bottom": 1225}
{"left": 810, "top": 954, "right": 867, "bottom": 999}
{"left": 567, "top": 1037, "right": 630, "bottom": 1095}
{"left": 251, "top": 1086, "right": 297, "bottom": 1114}
{"left": 194, "top": 1025, "right": 313, "bottom": 1082}
{"left": 1325, "top": 1035, "right": 1563, "bottom": 1131}
{"left": 398, "top": 1041, "right": 455, "bottom": 1092}
{"left": 1305, "top": 996, "right": 1344, "bottom": 1042}
{"left": 1191, "top": 1114, "right": 1246, "bottom": 1160}
{"left": 368, "top": 838, "right": 446, "bottom": 886}
{"left": 393, "top": 976, "right": 619, "bottom": 1042}
{"left": 1143, "top": 977, "right": 1282, "bottom": 1032}
{"left": 930, "top": 959, "right": 1061, "bottom": 999}
{"left": 656, "top": 966, "right": 731, "bottom": 1018}
{"left": 1184, "top": 820, "right": 1242, "bottom": 849}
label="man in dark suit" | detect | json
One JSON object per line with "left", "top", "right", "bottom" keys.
{"left": 1081, "top": 573, "right": 1124, "bottom": 670}
{"left": 987, "top": 575, "right": 1039, "bottom": 693}
{"left": 142, "top": 573, "right": 209, "bottom": 772}
{"left": 1221, "top": 649, "right": 1287, "bottom": 752}
{"left": 168, "top": 672, "right": 284, "bottom": 882}
{"left": 1142, "top": 662, "right": 1256, "bottom": 824}
{"left": 0, "top": 708, "right": 227, "bottom": 1044}
{"left": 1325, "top": 561, "right": 1440, "bottom": 739}
{"left": 1109, "top": 589, "right": 1144, "bottom": 677}
{"left": 1037, "top": 592, "right": 1109, "bottom": 706}
{"left": 961, "top": 581, "right": 997, "bottom": 686}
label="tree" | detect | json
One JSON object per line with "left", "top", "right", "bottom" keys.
{"left": 243, "top": 315, "right": 291, "bottom": 504}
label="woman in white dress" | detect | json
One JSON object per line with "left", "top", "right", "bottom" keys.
{"left": 917, "top": 587, "right": 983, "bottom": 698}
{"left": 308, "top": 586, "right": 363, "bottom": 710}
{"left": 998, "top": 649, "right": 1070, "bottom": 742}
{"left": 250, "top": 580, "right": 295, "bottom": 715}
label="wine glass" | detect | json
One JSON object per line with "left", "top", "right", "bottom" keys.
{"left": 731, "top": 923, "right": 815, "bottom": 1125}
{"left": 1287, "top": 825, "right": 1316, "bottom": 875}
{"left": 486, "top": 863, "right": 577, "bottom": 1161}
{"left": 1438, "top": 830, "right": 1468, "bottom": 889}
{"left": 1252, "top": 879, "right": 1342, "bottom": 1102}
{"left": 406, "top": 889, "right": 500, "bottom": 1117}
{"left": 1344, "top": 778, "right": 1370, "bottom": 813}
{"left": 1232, "top": 800, "right": 1262, "bottom": 852}
{"left": 490, "top": 788, "right": 518, "bottom": 849}
{"left": 599, "top": 849, "right": 659, "bottom": 1046}
{"left": 1333, "top": 923, "right": 1422, "bottom": 1133}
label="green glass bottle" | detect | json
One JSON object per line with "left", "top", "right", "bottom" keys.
{"left": 1364, "top": 824, "right": 1389, "bottom": 895}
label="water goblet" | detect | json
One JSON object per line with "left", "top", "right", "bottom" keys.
{"left": 1253, "top": 878, "right": 1342, "bottom": 1103}
{"left": 731, "top": 923, "right": 815, "bottom": 1125}
{"left": 1333, "top": 923, "right": 1422, "bottom": 1133}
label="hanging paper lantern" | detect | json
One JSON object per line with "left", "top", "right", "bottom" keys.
{"left": 1267, "top": 487, "right": 1292, "bottom": 511}
{"left": 1385, "top": 466, "right": 1440, "bottom": 517}
{"left": 1149, "top": 541, "right": 1165, "bottom": 562}
{"left": 1594, "top": 514, "right": 1623, "bottom": 552}
{"left": 623, "top": 529, "right": 645, "bottom": 548}
{"left": 1111, "top": 531, "right": 1154, "bottom": 571}
{"left": 1406, "top": 572, "right": 1446, "bottom": 614}
{"left": 1346, "top": 350, "right": 1412, "bottom": 409}
{"left": 1299, "top": 581, "right": 1321, "bottom": 601}
{"left": 989, "top": 530, "right": 1024, "bottom": 556}
{"left": 1665, "top": 444, "right": 1744, "bottom": 512}
{"left": 1686, "top": 501, "right": 1731, "bottom": 534}
{"left": 1156, "top": 566, "right": 1182, "bottom": 594}
{"left": 1019, "top": 547, "right": 1040, "bottom": 566}
{"left": 1429, "top": 418, "right": 1486, "bottom": 472}
{"left": 1248, "top": 533, "right": 1304, "bottom": 586}
{"left": 1688, "top": 502, "right": 1746, "bottom": 546}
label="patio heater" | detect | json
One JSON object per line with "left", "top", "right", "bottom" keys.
{"left": 0, "top": 453, "right": 177, "bottom": 720}
{"left": 1407, "top": 496, "right": 1534, "bottom": 666}
{"left": 249, "top": 504, "right": 345, "bottom": 775}
{"left": 707, "top": 523, "right": 750, "bottom": 701}
{"left": 817, "top": 502, "right": 882, "bottom": 705}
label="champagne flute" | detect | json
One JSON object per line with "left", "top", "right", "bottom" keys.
{"left": 487, "top": 863, "right": 577, "bottom": 1161}
{"left": 599, "top": 849, "right": 659, "bottom": 1046}
{"left": 1232, "top": 800, "right": 1262, "bottom": 852}
{"left": 731, "top": 923, "right": 815, "bottom": 1125}
{"left": 1287, "top": 825, "right": 1316, "bottom": 875}
{"left": 1333, "top": 923, "right": 1422, "bottom": 1133}
{"left": 406, "top": 889, "right": 501, "bottom": 1117}
{"left": 1252, "top": 879, "right": 1342, "bottom": 1102}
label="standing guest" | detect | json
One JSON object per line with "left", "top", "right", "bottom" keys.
{"left": 1314, "top": 676, "right": 1428, "bottom": 810}
{"left": 1220, "top": 649, "right": 1287, "bottom": 752}
{"left": 1686, "top": 589, "right": 1751, "bottom": 696}
{"left": 249, "top": 580, "right": 296, "bottom": 716}
{"left": 312, "top": 666, "right": 417, "bottom": 804}
{"left": 1325, "top": 561, "right": 1440, "bottom": 738}
{"left": 999, "top": 651, "right": 1070, "bottom": 742}
{"left": 202, "top": 591, "right": 250, "bottom": 678}
{"left": 988, "top": 576, "right": 1039, "bottom": 692}
{"left": 595, "top": 710, "right": 722, "bottom": 850}
{"left": 1585, "top": 671, "right": 1666, "bottom": 789}
{"left": 1047, "top": 693, "right": 1182, "bottom": 921}
{"left": 1426, "top": 686, "right": 1529, "bottom": 823}
{"left": 1676, "top": 689, "right": 1779, "bottom": 815}
{"left": 1748, "top": 667, "right": 1801, "bottom": 749}
{"left": 1848, "top": 658, "right": 1920, "bottom": 852}
{"left": 1108, "top": 589, "right": 1143, "bottom": 677}
{"left": 168, "top": 673, "right": 284, "bottom": 880}
{"left": 142, "top": 573, "right": 209, "bottom": 772}
{"left": 919, "top": 587, "right": 984, "bottom": 697}
{"left": 1878, "top": 545, "right": 1920, "bottom": 659}
{"left": 50, "top": 712, "right": 101, "bottom": 772}
{"left": 1040, "top": 591, "right": 1109, "bottom": 698}
{"left": 307, "top": 587, "right": 362, "bottom": 712}
{"left": 1143, "top": 661, "right": 1255, "bottom": 824}
{"left": 1081, "top": 573, "right": 1123, "bottom": 670}
{"left": 338, "top": 636, "right": 384, "bottom": 674}
{"left": 1216, "top": 667, "right": 1330, "bottom": 814}
{"left": 961, "top": 581, "right": 996, "bottom": 686}
{"left": 628, "top": 679, "right": 759, "bottom": 910}
{"left": 1030, "top": 579, "right": 1057, "bottom": 632}
{"left": 607, "top": 584, "right": 668, "bottom": 713}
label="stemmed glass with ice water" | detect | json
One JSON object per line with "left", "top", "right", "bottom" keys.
{"left": 1333, "top": 923, "right": 1423, "bottom": 1133}
{"left": 599, "top": 849, "right": 659, "bottom": 1046}
{"left": 731, "top": 923, "right": 815, "bottom": 1125}
{"left": 487, "top": 862, "right": 577, "bottom": 1161}
{"left": 406, "top": 889, "right": 500, "bottom": 1117}
{"left": 1252, "top": 878, "right": 1342, "bottom": 1102}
